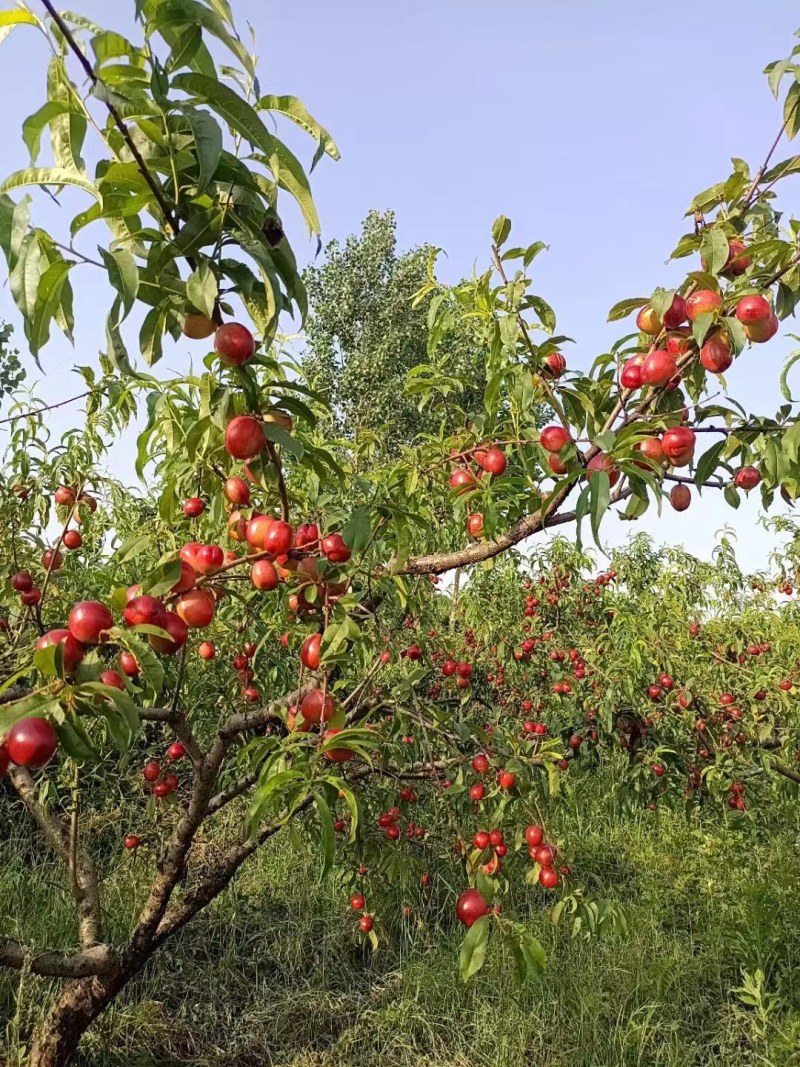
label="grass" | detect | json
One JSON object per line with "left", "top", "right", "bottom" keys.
{"left": 4, "top": 772, "right": 800, "bottom": 1066}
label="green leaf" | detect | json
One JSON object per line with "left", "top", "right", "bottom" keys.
{"left": 694, "top": 440, "right": 726, "bottom": 489}
{"left": 55, "top": 717, "right": 97, "bottom": 763}
{"left": 724, "top": 484, "right": 741, "bottom": 509}
{"left": 589, "top": 469, "right": 610, "bottom": 546}
{"left": 99, "top": 247, "right": 139, "bottom": 318}
{"left": 187, "top": 262, "right": 218, "bottom": 317}
{"left": 766, "top": 58, "right": 791, "bottom": 99}
{"left": 22, "top": 101, "right": 70, "bottom": 162}
{"left": 761, "top": 155, "right": 800, "bottom": 185}
{"left": 0, "top": 167, "right": 99, "bottom": 202}
{"left": 459, "top": 914, "right": 490, "bottom": 982}
{"left": 607, "top": 296, "right": 647, "bottom": 323}
{"left": 342, "top": 506, "right": 372, "bottom": 556}
{"left": 512, "top": 929, "right": 547, "bottom": 983}
{"left": 491, "top": 215, "right": 511, "bottom": 247}
{"left": 146, "top": 0, "right": 255, "bottom": 78}
{"left": 115, "top": 630, "right": 164, "bottom": 696}
{"left": 112, "top": 531, "right": 150, "bottom": 564}
{"left": 686, "top": 181, "right": 726, "bottom": 215}
{"left": 0, "top": 692, "right": 61, "bottom": 735}
{"left": 263, "top": 420, "right": 304, "bottom": 459}
{"left": 29, "top": 258, "right": 72, "bottom": 356}
{"left": 46, "top": 57, "right": 87, "bottom": 172}
{"left": 255, "top": 95, "right": 340, "bottom": 164}
{"left": 182, "top": 106, "right": 223, "bottom": 192}
{"left": 0, "top": 193, "right": 30, "bottom": 271}
{"left": 173, "top": 73, "right": 320, "bottom": 234}
{"left": 781, "top": 349, "right": 800, "bottom": 401}
{"left": 529, "top": 295, "right": 556, "bottom": 333}
{"left": 140, "top": 557, "right": 182, "bottom": 597}
{"left": 785, "top": 81, "right": 800, "bottom": 141}
{"left": 139, "top": 305, "right": 167, "bottom": 366}
{"left": 700, "top": 229, "right": 729, "bottom": 276}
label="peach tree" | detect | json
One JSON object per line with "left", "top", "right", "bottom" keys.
{"left": 3, "top": 3, "right": 800, "bottom": 1063}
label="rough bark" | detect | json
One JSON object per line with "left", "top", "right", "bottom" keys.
{"left": 28, "top": 969, "right": 129, "bottom": 1067}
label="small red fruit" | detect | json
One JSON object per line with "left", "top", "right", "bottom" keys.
{"left": 35, "top": 629, "right": 84, "bottom": 674}
{"left": 300, "top": 688, "right": 334, "bottom": 724}
{"left": 195, "top": 544, "right": 224, "bottom": 575}
{"left": 10, "top": 570, "right": 33, "bottom": 592}
{"left": 670, "top": 484, "right": 691, "bottom": 512}
{"left": 183, "top": 497, "right": 205, "bottom": 517}
{"left": 735, "top": 294, "right": 771, "bottom": 325}
{"left": 143, "top": 760, "right": 160, "bottom": 782}
{"left": 455, "top": 888, "right": 490, "bottom": 927}
{"left": 5, "top": 717, "right": 58, "bottom": 768}
{"left": 100, "top": 669, "right": 125, "bottom": 690}
{"left": 685, "top": 290, "right": 723, "bottom": 322}
{"left": 540, "top": 425, "right": 571, "bottom": 452}
{"left": 215, "top": 322, "right": 256, "bottom": 366}
{"left": 225, "top": 415, "right": 266, "bottom": 460}
{"left": 68, "top": 601, "right": 113, "bottom": 645}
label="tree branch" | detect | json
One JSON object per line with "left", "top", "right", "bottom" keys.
{"left": 206, "top": 772, "right": 258, "bottom": 815}
{"left": 401, "top": 485, "right": 632, "bottom": 576}
{"left": 9, "top": 766, "right": 101, "bottom": 947}
{"left": 0, "top": 939, "right": 118, "bottom": 978}
{"left": 39, "top": 1, "right": 187, "bottom": 247}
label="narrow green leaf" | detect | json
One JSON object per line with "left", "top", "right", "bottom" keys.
{"left": 99, "top": 247, "right": 139, "bottom": 317}
{"left": 182, "top": 106, "right": 223, "bottom": 192}
{"left": 607, "top": 296, "right": 647, "bottom": 323}
{"left": 0, "top": 167, "right": 99, "bottom": 202}
{"left": 459, "top": 915, "right": 490, "bottom": 982}
{"left": 255, "top": 94, "right": 340, "bottom": 163}
{"left": 694, "top": 440, "right": 726, "bottom": 489}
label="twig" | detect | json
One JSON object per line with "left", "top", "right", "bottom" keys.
{"left": 0, "top": 391, "right": 95, "bottom": 426}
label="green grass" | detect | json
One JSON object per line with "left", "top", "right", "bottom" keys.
{"left": 5, "top": 775, "right": 800, "bottom": 1066}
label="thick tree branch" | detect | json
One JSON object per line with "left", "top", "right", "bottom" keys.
{"left": 0, "top": 939, "right": 118, "bottom": 978}
{"left": 401, "top": 484, "right": 632, "bottom": 576}
{"left": 131, "top": 690, "right": 302, "bottom": 950}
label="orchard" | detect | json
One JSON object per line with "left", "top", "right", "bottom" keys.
{"left": 4, "top": 3, "right": 800, "bottom": 1065}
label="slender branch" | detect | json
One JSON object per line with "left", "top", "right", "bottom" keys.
{"left": 664, "top": 472, "right": 726, "bottom": 489}
{"left": 0, "top": 391, "right": 95, "bottom": 427}
{"left": 206, "top": 772, "right": 258, "bottom": 815}
{"left": 743, "top": 104, "right": 799, "bottom": 208}
{"left": 9, "top": 766, "right": 101, "bottom": 947}
{"left": 39, "top": 0, "right": 187, "bottom": 248}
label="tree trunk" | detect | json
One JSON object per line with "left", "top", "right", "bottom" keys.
{"left": 28, "top": 968, "right": 131, "bottom": 1067}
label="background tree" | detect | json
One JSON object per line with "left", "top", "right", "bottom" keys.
{"left": 302, "top": 210, "right": 488, "bottom": 457}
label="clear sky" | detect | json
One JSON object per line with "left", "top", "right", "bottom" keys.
{"left": 1, "top": 0, "right": 800, "bottom": 568}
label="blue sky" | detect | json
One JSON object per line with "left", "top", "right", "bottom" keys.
{"left": 1, "top": 0, "right": 800, "bottom": 567}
